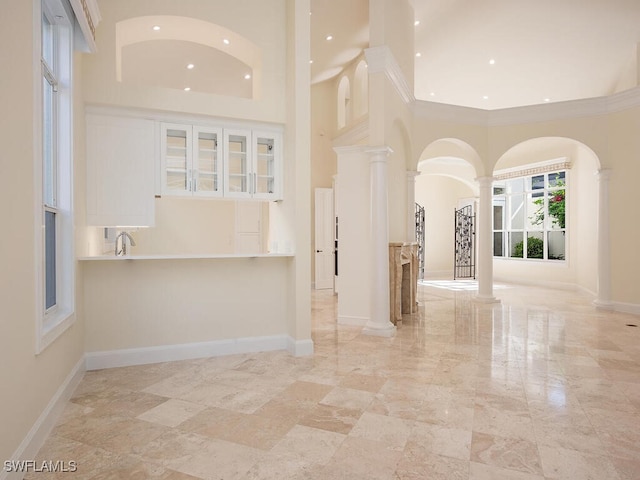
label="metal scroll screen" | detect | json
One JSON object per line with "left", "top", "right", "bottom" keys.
{"left": 454, "top": 205, "right": 475, "bottom": 279}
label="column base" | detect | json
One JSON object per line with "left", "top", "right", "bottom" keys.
{"left": 473, "top": 294, "right": 501, "bottom": 304}
{"left": 362, "top": 321, "right": 396, "bottom": 337}
{"left": 593, "top": 299, "right": 614, "bottom": 310}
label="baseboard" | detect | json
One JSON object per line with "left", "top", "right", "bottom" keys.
{"left": 1, "top": 357, "right": 85, "bottom": 480}
{"left": 611, "top": 301, "right": 640, "bottom": 316}
{"left": 337, "top": 315, "right": 368, "bottom": 326}
{"left": 85, "top": 334, "right": 314, "bottom": 370}
{"left": 423, "top": 270, "right": 454, "bottom": 279}
{"left": 287, "top": 337, "right": 314, "bottom": 356}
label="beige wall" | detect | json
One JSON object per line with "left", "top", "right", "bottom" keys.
{"left": 0, "top": 1, "right": 87, "bottom": 465}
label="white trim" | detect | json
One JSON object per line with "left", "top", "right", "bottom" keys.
{"left": 610, "top": 301, "right": 640, "bottom": 316}
{"left": 332, "top": 115, "right": 369, "bottom": 147}
{"left": 337, "top": 315, "right": 368, "bottom": 326}
{"left": 86, "top": 335, "right": 297, "bottom": 370}
{"left": 494, "top": 157, "right": 571, "bottom": 178}
{"left": 364, "top": 46, "right": 415, "bottom": 105}
{"left": 413, "top": 86, "right": 640, "bottom": 127}
{"left": 1, "top": 358, "right": 85, "bottom": 480}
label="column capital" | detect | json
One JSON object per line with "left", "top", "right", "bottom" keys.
{"left": 366, "top": 145, "right": 394, "bottom": 162}
{"left": 475, "top": 176, "right": 496, "bottom": 188}
{"left": 406, "top": 170, "right": 420, "bottom": 179}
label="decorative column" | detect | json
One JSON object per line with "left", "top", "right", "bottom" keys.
{"left": 594, "top": 169, "right": 613, "bottom": 309}
{"left": 406, "top": 171, "right": 420, "bottom": 242}
{"left": 363, "top": 146, "right": 396, "bottom": 337}
{"left": 475, "top": 176, "right": 500, "bottom": 303}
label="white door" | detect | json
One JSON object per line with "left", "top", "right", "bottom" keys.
{"left": 315, "top": 188, "right": 334, "bottom": 289}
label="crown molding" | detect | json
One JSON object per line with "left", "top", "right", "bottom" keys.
{"left": 365, "top": 46, "right": 415, "bottom": 105}
{"left": 332, "top": 115, "right": 369, "bottom": 147}
{"left": 413, "top": 86, "right": 640, "bottom": 127}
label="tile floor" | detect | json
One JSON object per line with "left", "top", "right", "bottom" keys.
{"left": 27, "top": 282, "right": 640, "bottom": 479}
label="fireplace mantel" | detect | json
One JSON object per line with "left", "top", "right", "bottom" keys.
{"left": 389, "top": 242, "right": 418, "bottom": 324}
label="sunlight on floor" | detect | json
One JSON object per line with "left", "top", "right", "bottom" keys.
{"left": 418, "top": 279, "right": 511, "bottom": 291}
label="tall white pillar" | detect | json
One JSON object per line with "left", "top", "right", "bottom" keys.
{"left": 475, "top": 176, "right": 500, "bottom": 303}
{"left": 594, "top": 169, "right": 613, "bottom": 309}
{"left": 363, "top": 146, "right": 396, "bottom": 337}
{"left": 406, "top": 171, "right": 420, "bottom": 242}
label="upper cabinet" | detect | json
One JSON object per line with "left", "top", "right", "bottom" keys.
{"left": 223, "top": 129, "right": 282, "bottom": 201}
{"left": 86, "top": 112, "right": 156, "bottom": 227}
{"left": 160, "top": 123, "right": 223, "bottom": 198}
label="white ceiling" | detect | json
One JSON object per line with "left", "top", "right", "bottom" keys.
{"left": 311, "top": 0, "right": 640, "bottom": 110}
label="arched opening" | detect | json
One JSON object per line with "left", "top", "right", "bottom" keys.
{"left": 337, "top": 76, "right": 351, "bottom": 129}
{"left": 353, "top": 60, "right": 368, "bottom": 118}
{"left": 415, "top": 138, "right": 482, "bottom": 278}
{"left": 492, "top": 137, "right": 601, "bottom": 294}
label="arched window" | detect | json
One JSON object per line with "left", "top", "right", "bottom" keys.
{"left": 353, "top": 61, "right": 368, "bottom": 118}
{"left": 337, "top": 76, "right": 351, "bottom": 129}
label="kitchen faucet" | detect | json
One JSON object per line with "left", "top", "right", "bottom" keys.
{"left": 115, "top": 231, "right": 136, "bottom": 256}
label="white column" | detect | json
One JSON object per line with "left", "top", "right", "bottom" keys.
{"left": 363, "top": 146, "right": 396, "bottom": 337}
{"left": 594, "top": 169, "right": 613, "bottom": 309}
{"left": 474, "top": 176, "right": 500, "bottom": 303}
{"left": 406, "top": 171, "right": 420, "bottom": 242}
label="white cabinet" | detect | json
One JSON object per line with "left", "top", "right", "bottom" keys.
{"left": 86, "top": 113, "right": 156, "bottom": 227}
{"left": 224, "top": 129, "right": 282, "bottom": 200}
{"left": 160, "top": 123, "right": 223, "bottom": 198}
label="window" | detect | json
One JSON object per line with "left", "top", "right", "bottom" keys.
{"left": 493, "top": 171, "right": 566, "bottom": 261}
{"left": 37, "top": 0, "right": 75, "bottom": 352}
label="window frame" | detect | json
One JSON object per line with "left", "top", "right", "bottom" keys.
{"left": 35, "top": 0, "right": 76, "bottom": 353}
{"left": 492, "top": 167, "right": 568, "bottom": 263}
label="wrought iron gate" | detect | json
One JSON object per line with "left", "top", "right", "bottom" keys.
{"left": 454, "top": 205, "right": 475, "bottom": 279}
{"left": 415, "top": 203, "right": 425, "bottom": 280}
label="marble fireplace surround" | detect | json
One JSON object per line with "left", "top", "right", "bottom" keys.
{"left": 389, "top": 242, "right": 419, "bottom": 324}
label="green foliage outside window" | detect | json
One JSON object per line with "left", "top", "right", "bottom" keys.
{"left": 530, "top": 180, "right": 565, "bottom": 229}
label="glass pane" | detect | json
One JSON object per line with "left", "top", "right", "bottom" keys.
{"left": 493, "top": 204, "right": 504, "bottom": 230}
{"left": 509, "top": 231, "right": 524, "bottom": 258}
{"left": 42, "top": 13, "right": 54, "bottom": 68}
{"left": 548, "top": 171, "right": 566, "bottom": 187}
{"left": 526, "top": 231, "right": 544, "bottom": 259}
{"left": 493, "top": 186, "right": 505, "bottom": 195}
{"left": 255, "top": 136, "right": 274, "bottom": 194}
{"left": 165, "top": 129, "right": 188, "bottom": 191}
{"left": 493, "top": 232, "right": 504, "bottom": 257}
{"left": 509, "top": 194, "right": 525, "bottom": 230}
{"left": 531, "top": 174, "right": 544, "bottom": 191}
{"left": 228, "top": 134, "right": 248, "bottom": 193}
{"left": 546, "top": 189, "right": 566, "bottom": 230}
{"left": 43, "top": 77, "right": 55, "bottom": 206}
{"left": 196, "top": 131, "right": 218, "bottom": 192}
{"left": 45, "top": 210, "right": 56, "bottom": 310}
{"left": 548, "top": 231, "right": 565, "bottom": 260}
{"left": 507, "top": 177, "right": 524, "bottom": 194}
{"left": 526, "top": 193, "right": 544, "bottom": 230}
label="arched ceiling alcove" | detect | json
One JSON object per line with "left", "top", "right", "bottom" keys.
{"left": 116, "top": 15, "right": 262, "bottom": 99}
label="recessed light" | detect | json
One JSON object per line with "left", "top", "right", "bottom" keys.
{"left": 326, "top": 35, "right": 333, "bottom": 41}
{"left": 489, "top": 59, "right": 495, "bottom": 65}
{"left": 416, "top": 52, "right": 422, "bottom": 57}
{"left": 186, "top": 63, "right": 195, "bottom": 70}
{"left": 184, "top": 87, "right": 191, "bottom": 92}
{"left": 309, "top": 60, "right": 313, "bottom": 64}
{"left": 544, "top": 98, "right": 551, "bottom": 102}
{"left": 152, "top": 25, "right": 160, "bottom": 31}
{"left": 483, "top": 95, "right": 489, "bottom": 100}
{"left": 244, "top": 74, "right": 251, "bottom": 80}
{"left": 430, "top": 92, "right": 435, "bottom": 96}
{"left": 223, "top": 38, "right": 230, "bottom": 45}
{"left": 414, "top": 20, "right": 420, "bottom": 26}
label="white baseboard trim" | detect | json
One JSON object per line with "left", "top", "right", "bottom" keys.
{"left": 423, "top": 270, "right": 454, "bottom": 279}
{"left": 1, "top": 357, "right": 85, "bottom": 480}
{"left": 611, "top": 301, "right": 640, "bottom": 316}
{"left": 85, "top": 334, "right": 315, "bottom": 370}
{"left": 287, "top": 337, "right": 314, "bottom": 357}
{"left": 337, "top": 315, "right": 368, "bottom": 326}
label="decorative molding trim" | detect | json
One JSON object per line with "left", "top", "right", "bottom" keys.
{"left": 337, "top": 315, "right": 368, "bottom": 326}
{"left": 365, "top": 46, "right": 415, "bottom": 105}
{"left": 494, "top": 160, "right": 571, "bottom": 180}
{"left": 68, "top": 0, "right": 100, "bottom": 52}
{"left": 1, "top": 357, "right": 85, "bottom": 480}
{"left": 85, "top": 335, "right": 291, "bottom": 370}
{"left": 413, "top": 86, "right": 640, "bottom": 127}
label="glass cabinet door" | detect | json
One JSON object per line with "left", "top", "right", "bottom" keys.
{"left": 253, "top": 131, "right": 281, "bottom": 200}
{"left": 193, "top": 127, "right": 222, "bottom": 197}
{"left": 224, "top": 129, "right": 251, "bottom": 198}
{"left": 161, "top": 124, "right": 191, "bottom": 195}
